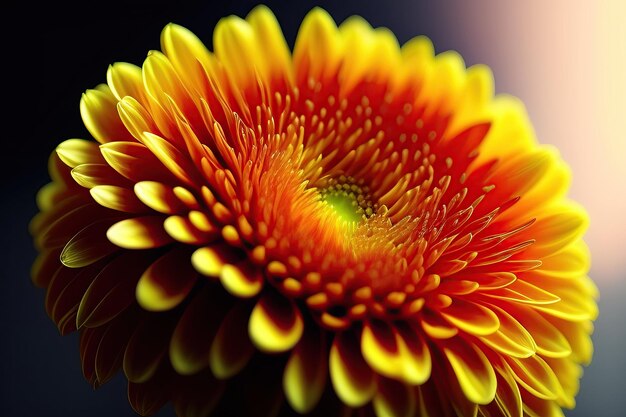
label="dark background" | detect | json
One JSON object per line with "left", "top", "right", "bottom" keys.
{"left": 2, "top": 1, "right": 622, "bottom": 416}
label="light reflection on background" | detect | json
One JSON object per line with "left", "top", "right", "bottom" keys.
{"left": 434, "top": 1, "right": 626, "bottom": 416}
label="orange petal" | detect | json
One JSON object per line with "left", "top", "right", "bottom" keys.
{"left": 420, "top": 311, "right": 459, "bottom": 339}
{"left": 249, "top": 292, "right": 303, "bottom": 353}
{"left": 329, "top": 331, "right": 377, "bottom": 407}
{"left": 136, "top": 248, "right": 197, "bottom": 312}
{"left": 283, "top": 326, "right": 328, "bottom": 414}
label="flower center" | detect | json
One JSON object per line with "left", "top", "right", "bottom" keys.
{"left": 319, "top": 176, "right": 376, "bottom": 224}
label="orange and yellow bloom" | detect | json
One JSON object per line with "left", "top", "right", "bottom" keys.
{"left": 31, "top": 6, "right": 597, "bottom": 417}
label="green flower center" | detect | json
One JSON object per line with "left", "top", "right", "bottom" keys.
{"left": 319, "top": 176, "right": 375, "bottom": 224}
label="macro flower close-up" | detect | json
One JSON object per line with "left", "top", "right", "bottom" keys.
{"left": 28, "top": 4, "right": 598, "bottom": 417}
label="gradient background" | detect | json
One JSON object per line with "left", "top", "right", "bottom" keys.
{"left": 2, "top": 0, "right": 624, "bottom": 416}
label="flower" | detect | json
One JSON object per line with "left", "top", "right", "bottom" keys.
{"left": 31, "top": 5, "right": 598, "bottom": 417}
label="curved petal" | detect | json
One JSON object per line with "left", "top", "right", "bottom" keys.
{"left": 248, "top": 291, "right": 303, "bottom": 353}
{"left": 373, "top": 377, "right": 416, "bottom": 417}
{"left": 169, "top": 286, "right": 232, "bottom": 375}
{"left": 209, "top": 303, "right": 255, "bottom": 379}
{"left": 443, "top": 339, "right": 497, "bottom": 405}
{"left": 283, "top": 326, "right": 328, "bottom": 414}
{"left": 440, "top": 299, "right": 500, "bottom": 336}
{"left": 76, "top": 252, "right": 154, "bottom": 328}
{"left": 60, "top": 220, "right": 119, "bottom": 268}
{"left": 107, "top": 216, "right": 172, "bottom": 249}
{"left": 56, "top": 138, "right": 105, "bottom": 168}
{"left": 361, "top": 320, "right": 432, "bottom": 385}
{"left": 136, "top": 248, "right": 197, "bottom": 312}
{"left": 80, "top": 84, "right": 134, "bottom": 143}
{"left": 123, "top": 315, "right": 176, "bottom": 383}
{"left": 329, "top": 331, "right": 377, "bottom": 407}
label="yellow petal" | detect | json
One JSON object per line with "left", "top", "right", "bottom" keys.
{"left": 478, "top": 96, "right": 537, "bottom": 163}
{"left": 293, "top": 8, "right": 342, "bottom": 85}
{"left": 361, "top": 320, "right": 432, "bottom": 385}
{"left": 443, "top": 339, "right": 497, "bottom": 404}
{"left": 107, "top": 62, "right": 146, "bottom": 102}
{"left": 136, "top": 248, "right": 196, "bottom": 312}
{"left": 161, "top": 23, "right": 214, "bottom": 94}
{"left": 491, "top": 364, "right": 523, "bottom": 417}
{"left": 283, "top": 326, "right": 327, "bottom": 414}
{"left": 504, "top": 355, "right": 560, "bottom": 400}
{"left": 248, "top": 292, "right": 303, "bottom": 353}
{"left": 80, "top": 84, "right": 133, "bottom": 143}
{"left": 246, "top": 5, "right": 293, "bottom": 87}
{"left": 213, "top": 15, "right": 259, "bottom": 90}
{"left": 209, "top": 303, "right": 254, "bottom": 379}
{"left": 534, "top": 240, "right": 590, "bottom": 279}
{"left": 117, "top": 95, "right": 159, "bottom": 141}
{"left": 527, "top": 203, "right": 588, "bottom": 256}
{"left": 191, "top": 245, "right": 230, "bottom": 277}
{"left": 508, "top": 306, "right": 571, "bottom": 358}
{"left": 107, "top": 216, "right": 171, "bottom": 249}
{"left": 440, "top": 299, "right": 500, "bottom": 336}
{"left": 220, "top": 262, "right": 263, "bottom": 298}
{"left": 90, "top": 185, "right": 147, "bottom": 213}
{"left": 139, "top": 132, "right": 197, "bottom": 187}
{"left": 134, "top": 181, "right": 186, "bottom": 214}
{"left": 71, "top": 163, "right": 129, "bottom": 188}
{"left": 480, "top": 305, "right": 537, "bottom": 358}
{"left": 163, "top": 215, "right": 208, "bottom": 245}
{"left": 329, "top": 331, "right": 377, "bottom": 407}
{"left": 56, "top": 139, "right": 103, "bottom": 168}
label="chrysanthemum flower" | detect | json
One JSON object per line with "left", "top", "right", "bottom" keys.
{"left": 31, "top": 6, "right": 598, "bottom": 417}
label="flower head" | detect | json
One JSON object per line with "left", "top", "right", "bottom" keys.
{"left": 31, "top": 6, "right": 597, "bottom": 417}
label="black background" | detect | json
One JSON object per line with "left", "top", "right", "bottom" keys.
{"left": 1, "top": 1, "right": 620, "bottom": 416}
